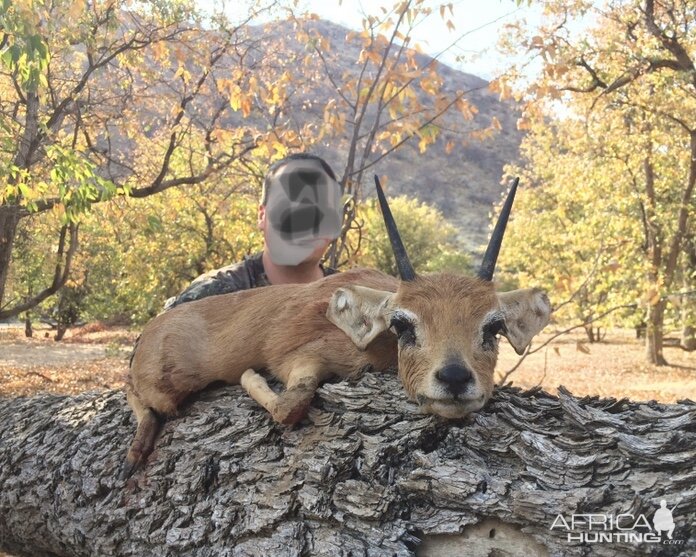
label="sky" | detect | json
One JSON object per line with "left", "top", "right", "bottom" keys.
{"left": 292, "top": 0, "right": 545, "bottom": 80}
{"left": 203, "top": 0, "right": 548, "bottom": 80}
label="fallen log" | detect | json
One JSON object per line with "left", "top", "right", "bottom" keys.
{"left": 0, "top": 373, "right": 694, "bottom": 556}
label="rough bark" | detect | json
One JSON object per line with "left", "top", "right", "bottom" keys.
{"left": 0, "top": 374, "right": 694, "bottom": 557}
{"left": 0, "top": 206, "right": 21, "bottom": 309}
{"left": 682, "top": 325, "right": 696, "bottom": 352}
{"left": 23, "top": 315, "right": 33, "bottom": 338}
{"left": 645, "top": 300, "right": 669, "bottom": 366}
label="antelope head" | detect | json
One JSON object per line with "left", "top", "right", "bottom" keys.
{"left": 327, "top": 176, "right": 551, "bottom": 418}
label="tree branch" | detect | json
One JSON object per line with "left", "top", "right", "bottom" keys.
{"left": 0, "top": 375, "right": 693, "bottom": 556}
{"left": 0, "top": 223, "right": 79, "bottom": 319}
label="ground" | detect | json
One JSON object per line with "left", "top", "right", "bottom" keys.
{"left": 1, "top": 323, "right": 694, "bottom": 403}
{"left": 0, "top": 323, "right": 135, "bottom": 397}
{"left": 496, "top": 328, "right": 696, "bottom": 403}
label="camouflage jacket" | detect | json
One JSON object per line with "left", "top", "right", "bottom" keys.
{"left": 164, "top": 251, "right": 337, "bottom": 310}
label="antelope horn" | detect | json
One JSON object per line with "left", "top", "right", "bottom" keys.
{"left": 478, "top": 177, "right": 519, "bottom": 281}
{"left": 374, "top": 175, "right": 416, "bottom": 281}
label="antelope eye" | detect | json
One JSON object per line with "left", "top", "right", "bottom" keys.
{"left": 390, "top": 315, "right": 416, "bottom": 346}
{"left": 482, "top": 319, "right": 505, "bottom": 349}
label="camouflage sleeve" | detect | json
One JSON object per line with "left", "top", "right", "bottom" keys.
{"left": 165, "top": 260, "right": 252, "bottom": 310}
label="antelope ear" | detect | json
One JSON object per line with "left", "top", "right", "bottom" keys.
{"left": 327, "top": 285, "right": 394, "bottom": 350}
{"left": 497, "top": 288, "right": 552, "bottom": 355}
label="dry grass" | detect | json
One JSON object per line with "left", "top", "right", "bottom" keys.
{"left": 0, "top": 324, "right": 135, "bottom": 397}
{"left": 497, "top": 329, "right": 696, "bottom": 403}
{"left": 0, "top": 324, "right": 694, "bottom": 403}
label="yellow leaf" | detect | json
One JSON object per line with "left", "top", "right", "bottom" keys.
{"left": 644, "top": 288, "right": 661, "bottom": 306}
{"left": 174, "top": 66, "right": 191, "bottom": 84}
{"left": 151, "top": 41, "right": 168, "bottom": 61}
{"left": 68, "top": 0, "right": 86, "bottom": 21}
{"left": 230, "top": 88, "right": 242, "bottom": 111}
{"left": 455, "top": 97, "right": 475, "bottom": 119}
{"left": 240, "top": 96, "right": 252, "bottom": 118}
{"left": 420, "top": 77, "right": 438, "bottom": 96}
{"left": 517, "top": 117, "right": 531, "bottom": 130}
{"left": 367, "top": 50, "right": 382, "bottom": 64}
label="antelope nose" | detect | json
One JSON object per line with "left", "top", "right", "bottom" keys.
{"left": 436, "top": 364, "right": 473, "bottom": 394}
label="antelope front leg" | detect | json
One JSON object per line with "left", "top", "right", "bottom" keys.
{"left": 240, "top": 366, "right": 319, "bottom": 425}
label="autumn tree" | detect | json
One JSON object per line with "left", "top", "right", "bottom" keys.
{"left": 80, "top": 181, "right": 263, "bottom": 323}
{"left": 497, "top": 0, "right": 695, "bottom": 364}
{"left": 2, "top": 0, "right": 505, "bottom": 320}
{"left": 285, "top": 1, "right": 501, "bottom": 267}
{"left": 0, "top": 0, "right": 288, "bottom": 319}
{"left": 680, "top": 234, "right": 696, "bottom": 349}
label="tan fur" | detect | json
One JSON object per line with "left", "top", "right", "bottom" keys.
{"left": 124, "top": 267, "right": 550, "bottom": 475}
{"left": 393, "top": 275, "right": 500, "bottom": 410}
{"left": 327, "top": 275, "right": 551, "bottom": 419}
{"left": 123, "top": 268, "right": 398, "bottom": 475}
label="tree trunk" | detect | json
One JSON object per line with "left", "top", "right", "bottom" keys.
{"left": 682, "top": 326, "right": 696, "bottom": 352}
{"left": 645, "top": 300, "right": 668, "bottom": 365}
{"left": 54, "top": 325, "right": 68, "bottom": 341}
{"left": 0, "top": 205, "right": 21, "bottom": 309}
{"left": 0, "top": 374, "right": 694, "bottom": 557}
{"left": 680, "top": 276, "right": 696, "bottom": 351}
{"left": 583, "top": 325, "right": 605, "bottom": 344}
{"left": 24, "top": 314, "right": 33, "bottom": 338}
{"left": 583, "top": 324, "right": 595, "bottom": 343}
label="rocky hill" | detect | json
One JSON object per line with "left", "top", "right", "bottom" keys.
{"left": 266, "top": 19, "right": 524, "bottom": 251}
{"left": 105, "top": 17, "right": 523, "bottom": 252}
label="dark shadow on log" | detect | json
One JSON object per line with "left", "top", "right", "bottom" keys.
{"left": 0, "top": 374, "right": 694, "bottom": 556}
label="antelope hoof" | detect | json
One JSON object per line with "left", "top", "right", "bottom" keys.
{"left": 120, "top": 455, "right": 141, "bottom": 480}
{"left": 273, "top": 400, "right": 310, "bottom": 425}
{"left": 273, "top": 384, "right": 315, "bottom": 425}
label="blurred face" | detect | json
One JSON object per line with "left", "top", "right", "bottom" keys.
{"left": 259, "top": 159, "right": 342, "bottom": 266}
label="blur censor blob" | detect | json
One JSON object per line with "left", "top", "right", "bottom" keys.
{"left": 264, "top": 158, "right": 342, "bottom": 265}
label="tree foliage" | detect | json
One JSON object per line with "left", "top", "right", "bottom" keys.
{"left": 496, "top": 0, "right": 696, "bottom": 362}
{"left": 1, "top": 0, "right": 488, "bottom": 322}
{"left": 283, "top": 1, "right": 502, "bottom": 267}
{"left": 0, "top": 0, "right": 277, "bottom": 318}
{"left": 354, "top": 194, "right": 470, "bottom": 276}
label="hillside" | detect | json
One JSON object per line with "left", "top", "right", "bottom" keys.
{"left": 297, "top": 20, "right": 524, "bottom": 250}
{"left": 99, "top": 17, "right": 523, "bottom": 252}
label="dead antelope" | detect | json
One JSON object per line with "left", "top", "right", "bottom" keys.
{"left": 123, "top": 176, "right": 551, "bottom": 476}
